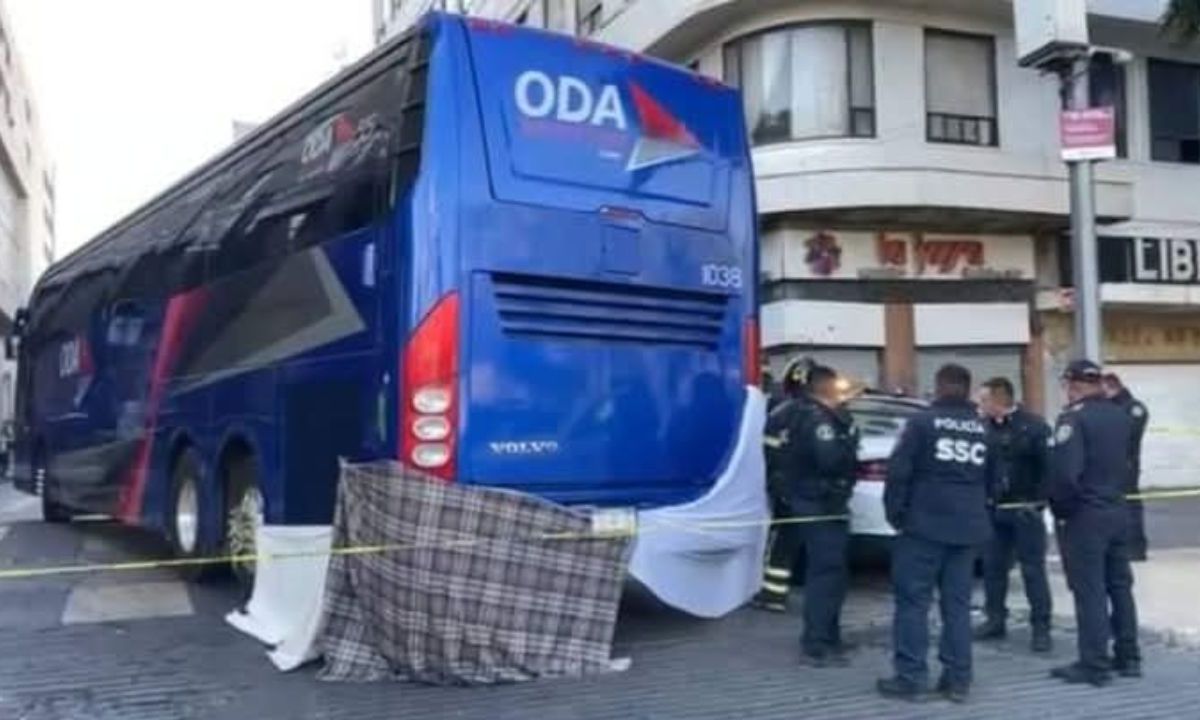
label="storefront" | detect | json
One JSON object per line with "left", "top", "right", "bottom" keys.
{"left": 761, "top": 226, "right": 1037, "bottom": 401}
{"left": 1040, "top": 230, "right": 1200, "bottom": 488}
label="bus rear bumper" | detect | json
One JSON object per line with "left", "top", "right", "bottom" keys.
{"left": 627, "top": 387, "right": 768, "bottom": 619}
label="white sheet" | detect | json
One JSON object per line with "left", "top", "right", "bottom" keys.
{"left": 627, "top": 387, "right": 769, "bottom": 618}
{"left": 225, "top": 525, "right": 333, "bottom": 671}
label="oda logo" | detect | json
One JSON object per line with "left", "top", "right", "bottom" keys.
{"left": 512, "top": 69, "right": 701, "bottom": 171}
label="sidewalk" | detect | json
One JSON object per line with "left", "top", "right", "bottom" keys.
{"left": 0, "top": 489, "right": 1198, "bottom": 719}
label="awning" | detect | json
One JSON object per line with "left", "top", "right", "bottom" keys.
{"left": 1098, "top": 220, "right": 1200, "bottom": 240}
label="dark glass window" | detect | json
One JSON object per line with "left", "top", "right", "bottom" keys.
{"left": 723, "top": 22, "right": 875, "bottom": 145}
{"left": 1089, "top": 54, "right": 1128, "bottom": 158}
{"left": 1149, "top": 59, "right": 1200, "bottom": 164}
{"left": 925, "top": 30, "right": 998, "bottom": 147}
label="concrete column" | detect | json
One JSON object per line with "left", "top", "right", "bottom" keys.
{"left": 883, "top": 302, "right": 916, "bottom": 394}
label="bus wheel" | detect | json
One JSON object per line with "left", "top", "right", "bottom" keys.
{"left": 36, "top": 452, "right": 73, "bottom": 524}
{"left": 224, "top": 454, "right": 263, "bottom": 591}
{"left": 166, "top": 447, "right": 215, "bottom": 580}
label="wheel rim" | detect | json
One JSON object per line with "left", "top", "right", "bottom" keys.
{"left": 228, "top": 486, "right": 263, "bottom": 579}
{"left": 175, "top": 476, "right": 199, "bottom": 555}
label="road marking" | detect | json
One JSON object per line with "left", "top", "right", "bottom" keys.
{"left": 61, "top": 580, "right": 194, "bottom": 625}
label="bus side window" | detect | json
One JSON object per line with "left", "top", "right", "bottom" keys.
{"left": 106, "top": 301, "right": 145, "bottom": 348}
{"left": 208, "top": 205, "right": 292, "bottom": 280}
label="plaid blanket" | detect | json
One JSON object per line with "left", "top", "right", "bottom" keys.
{"left": 317, "top": 461, "right": 632, "bottom": 684}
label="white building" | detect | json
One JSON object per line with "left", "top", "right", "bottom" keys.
{"left": 377, "top": 0, "right": 1200, "bottom": 485}
{"left": 0, "top": 0, "right": 54, "bottom": 441}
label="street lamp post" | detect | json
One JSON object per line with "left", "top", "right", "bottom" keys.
{"left": 1062, "top": 57, "right": 1103, "bottom": 363}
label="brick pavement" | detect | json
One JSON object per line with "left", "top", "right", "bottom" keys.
{"left": 0, "top": 485, "right": 1198, "bottom": 719}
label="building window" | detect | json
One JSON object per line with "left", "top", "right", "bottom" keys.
{"left": 723, "top": 22, "right": 875, "bottom": 145}
{"left": 925, "top": 30, "right": 998, "bottom": 147}
{"left": 577, "top": 0, "right": 602, "bottom": 36}
{"left": 545, "top": 0, "right": 562, "bottom": 31}
{"left": 1090, "top": 54, "right": 1128, "bottom": 158}
{"left": 0, "top": 168, "right": 16, "bottom": 247}
{"left": 1148, "top": 59, "right": 1200, "bottom": 164}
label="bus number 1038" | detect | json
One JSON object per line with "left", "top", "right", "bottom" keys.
{"left": 701, "top": 264, "right": 742, "bottom": 290}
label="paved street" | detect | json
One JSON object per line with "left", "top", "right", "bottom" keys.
{"left": 0, "top": 482, "right": 1198, "bottom": 720}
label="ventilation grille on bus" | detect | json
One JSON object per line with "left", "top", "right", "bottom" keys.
{"left": 492, "top": 273, "right": 729, "bottom": 349}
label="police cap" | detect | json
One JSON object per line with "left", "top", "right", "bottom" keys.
{"left": 1062, "top": 359, "right": 1103, "bottom": 383}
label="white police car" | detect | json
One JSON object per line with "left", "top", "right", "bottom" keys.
{"left": 845, "top": 392, "right": 927, "bottom": 555}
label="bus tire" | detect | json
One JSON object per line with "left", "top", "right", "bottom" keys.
{"left": 166, "top": 446, "right": 218, "bottom": 581}
{"left": 223, "top": 451, "right": 263, "bottom": 592}
{"left": 36, "top": 450, "right": 73, "bottom": 524}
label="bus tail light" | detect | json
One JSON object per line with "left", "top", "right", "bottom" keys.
{"left": 743, "top": 317, "right": 761, "bottom": 387}
{"left": 402, "top": 293, "right": 460, "bottom": 481}
{"left": 857, "top": 460, "right": 887, "bottom": 483}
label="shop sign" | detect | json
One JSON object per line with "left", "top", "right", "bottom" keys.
{"left": 1060, "top": 107, "right": 1116, "bottom": 162}
{"left": 857, "top": 233, "right": 1029, "bottom": 280}
{"left": 1128, "top": 237, "right": 1200, "bottom": 284}
{"left": 1104, "top": 313, "right": 1200, "bottom": 363}
{"left": 772, "top": 230, "right": 1035, "bottom": 282}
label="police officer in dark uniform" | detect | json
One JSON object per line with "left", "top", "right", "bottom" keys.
{"left": 787, "top": 365, "right": 860, "bottom": 666}
{"left": 754, "top": 356, "right": 814, "bottom": 612}
{"left": 1103, "top": 372, "right": 1150, "bottom": 561}
{"left": 973, "top": 376, "right": 1054, "bottom": 653}
{"left": 1050, "top": 360, "right": 1141, "bottom": 686}
{"left": 878, "top": 364, "right": 997, "bottom": 704}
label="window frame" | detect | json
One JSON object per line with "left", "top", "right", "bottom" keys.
{"left": 721, "top": 20, "right": 877, "bottom": 145}
{"left": 577, "top": 0, "right": 602, "bottom": 36}
{"left": 923, "top": 28, "right": 1000, "bottom": 148}
{"left": 1088, "top": 54, "right": 1129, "bottom": 159}
{"left": 1147, "top": 57, "right": 1200, "bottom": 165}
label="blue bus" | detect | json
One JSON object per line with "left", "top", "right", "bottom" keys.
{"left": 6, "top": 14, "right": 765, "bottom": 616}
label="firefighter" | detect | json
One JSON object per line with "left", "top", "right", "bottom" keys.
{"left": 1102, "top": 372, "right": 1150, "bottom": 561}
{"left": 789, "top": 364, "right": 860, "bottom": 666}
{"left": 753, "top": 356, "right": 814, "bottom": 612}
{"left": 1050, "top": 360, "right": 1141, "bottom": 687}
{"left": 877, "top": 364, "right": 998, "bottom": 704}
{"left": 973, "top": 376, "right": 1054, "bottom": 653}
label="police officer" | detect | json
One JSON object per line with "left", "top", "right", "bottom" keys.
{"left": 754, "top": 356, "right": 814, "bottom": 612}
{"left": 973, "top": 376, "right": 1054, "bottom": 653}
{"left": 1049, "top": 360, "right": 1141, "bottom": 687}
{"left": 878, "top": 364, "right": 997, "bottom": 704}
{"left": 787, "top": 365, "right": 859, "bottom": 666}
{"left": 762, "top": 370, "right": 784, "bottom": 414}
{"left": 1103, "top": 372, "right": 1150, "bottom": 561}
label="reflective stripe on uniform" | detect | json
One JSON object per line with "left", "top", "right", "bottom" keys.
{"left": 761, "top": 580, "right": 789, "bottom": 595}
{"left": 764, "top": 566, "right": 791, "bottom": 580}
{"left": 763, "top": 435, "right": 784, "bottom": 448}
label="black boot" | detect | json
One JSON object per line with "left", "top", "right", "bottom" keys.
{"left": 751, "top": 589, "right": 787, "bottom": 613}
{"left": 1031, "top": 626, "right": 1052, "bottom": 653}
{"left": 876, "top": 677, "right": 930, "bottom": 702}
{"left": 1051, "top": 663, "right": 1111, "bottom": 687}
{"left": 1113, "top": 658, "right": 1143, "bottom": 679}
{"left": 973, "top": 620, "right": 1006, "bottom": 641}
{"left": 936, "top": 675, "right": 970, "bottom": 704}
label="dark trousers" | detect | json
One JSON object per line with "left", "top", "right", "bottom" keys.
{"left": 891, "top": 534, "right": 976, "bottom": 688}
{"left": 761, "top": 497, "right": 802, "bottom": 601}
{"left": 798, "top": 519, "right": 849, "bottom": 655}
{"left": 1127, "top": 472, "right": 1147, "bottom": 556}
{"left": 983, "top": 508, "right": 1052, "bottom": 629}
{"left": 1057, "top": 509, "right": 1140, "bottom": 672}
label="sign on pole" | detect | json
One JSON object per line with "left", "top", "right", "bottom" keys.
{"left": 1060, "top": 107, "right": 1117, "bottom": 162}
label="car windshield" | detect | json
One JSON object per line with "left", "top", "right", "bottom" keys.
{"left": 848, "top": 397, "right": 924, "bottom": 438}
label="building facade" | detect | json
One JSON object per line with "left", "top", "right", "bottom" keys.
{"left": 377, "top": 0, "right": 1200, "bottom": 484}
{"left": 0, "top": 0, "right": 54, "bottom": 443}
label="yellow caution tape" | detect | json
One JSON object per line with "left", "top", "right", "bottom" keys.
{"left": 0, "top": 488, "right": 1193, "bottom": 581}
